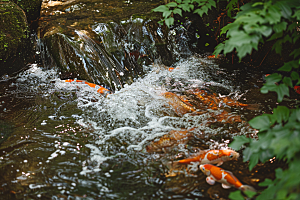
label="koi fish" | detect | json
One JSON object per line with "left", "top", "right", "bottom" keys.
{"left": 177, "top": 149, "right": 239, "bottom": 166}
{"left": 163, "top": 92, "right": 196, "bottom": 116}
{"left": 64, "top": 79, "right": 112, "bottom": 96}
{"left": 168, "top": 67, "right": 175, "bottom": 72}
{"left": 146, "top": 128, "right": 195, "bottom": 153}
{"left": 200, "top": 164, "right": 256, "bottom": 192}
{"left": 191, "top": 89, "right": 259, "bottom": 110}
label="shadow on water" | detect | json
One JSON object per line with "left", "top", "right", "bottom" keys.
{"left": 0, "top": 0, "right": 299, "bottom": 200}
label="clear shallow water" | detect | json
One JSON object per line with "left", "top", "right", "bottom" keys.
{"left": 1, "top": 55, "right": 289, "bottom": 199}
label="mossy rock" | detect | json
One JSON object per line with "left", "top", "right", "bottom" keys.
{"left": 0, "top": 1, "right": 28, "bottom": 61}
{"left": 12, "top": 0, "right": 42, "bottom": 23}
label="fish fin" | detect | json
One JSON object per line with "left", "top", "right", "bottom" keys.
{"left": 222, "top": 184, "right": 231, "bottom": 189}
{"left": 178, "top": 157, "right": 199, "bottom": 164}
{"left": 216, "top": 161, "right": 223, "bottom": 166}
{"left": 178, "top": 150, "right": 208, "bottom": 164}
{"left": 206, "top": 176, "right": 215, "bottom": 185}
{"left": 240, "top": 185, "right": 257, "bottom": 192}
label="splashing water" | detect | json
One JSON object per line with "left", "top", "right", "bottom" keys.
{"left": 0, "top": 55, "right": 261, "bottom": 199}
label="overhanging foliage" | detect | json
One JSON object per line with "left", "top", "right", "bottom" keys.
{"left": 153, "top": 0, "right": 300, "bottom": 199}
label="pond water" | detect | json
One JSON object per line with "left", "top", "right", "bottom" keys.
{"left": 0, "top": 0, "right": 297, "bottom": 200}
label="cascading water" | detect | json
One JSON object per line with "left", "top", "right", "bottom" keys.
{"left": 0, "top": 53, "right": 262, "bottom": 199}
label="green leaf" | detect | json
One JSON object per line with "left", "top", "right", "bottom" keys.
{"left": 283, "top": 35, "right": 292, "bottom": 44}
{"left": 275, "top": 84, "right": 290, "bottom": 102}
{"left": 201, "top": 5, "right": 208, "bottom": 15}
{"left": 163, "top": 10, "right": 172, "bottom": 18}
{"left": 264, "top": 73, "right": 282, "bottom": 84}
{"left": 173, "top": 8, "right": 182, "bottom": 16}
{"left": 220, "top": 23, "right": 239, "bottom": 35}
{"left": 270, "top": 137, "right": 290, "bottom": 158}
{"left": 268, "top": 31, "right": 283, "bottom": 41}
{"left": 295, "top": 108, "right": 300, "bottom": 121}
{"left": 229, "top": 135, "right": 251, "bottom": 150}
{"left": 166, "top": 2, "right": 177, "bottom": 7}
{"left": 237, "top": 43, "right": 253, "bottom": 58}
{"left": 275, "top": 168, "right": 283, "bottom": 179}
{"left": 275, "top": 1, "right": 292, "bottom": 19}
{"left": 259, "top": 149, "right": 274, "bottom": 162}
{"left": 293, "top": 9, "right": 300, "bottom": 20}
{"left": 249, "top": 152, "right": 259, "bottom": 170}
{"left": 244, "top": 190, "right": 257, "bottom": 198}
{"left": 258, "top": 178, "right": 273, "bottom": 186}
{"left": 260, "top": 25, "right": 273, "bottom": 37}
{"left": 252, "top": 2, "right": 264, "bottom": 7}
{"left": 208, "top": 0, "right": 216, "bottom": 8}
{"left": 213, "top": 43, "right": 225, "bottom": 56}
{"left": 283, "top": 77, "right": 293, "bottom": 88}
{"left": 291, "top": 71, "right": 299, "bottom": 80}
{"left": 229, "top": 190, "right": 244, "bottom": 200}
{"left": 178, "top": 3, "right": 191, "bottom": 12}
{"left": 165, "top": 17, "right": 174, "bottom": 27}
{"left": 273, "top": 39, "right": 283, "bottom": 54}
{"left": 223, "top": 43, "right": 235, "bottom": 55}
{"left": 249, "top": 115, "right": 271, "bottom": 131}
{"left": 290, "top": 48, "right": 300, "bottom": 59}
{"left": 277, "top": 189, "right": 288, "bottom": 199}
{"left": 194, "top": 8, "right": 205, "bottom": 17}
{"left": 152, "top": 5, "right": 169, "bottom": 12}
{"left": 243, "top": 147, "right": 252, "bottom": 161}
{"left": 266, "top": 5, "right": 282, "bottom": 24}
{"left": 256, "top": 184, "right": 276, "bottom": 200}
{"left": 229, "top": 31, "right": 256, "bottom": 47}
{"left": 278, "top": 60, "right": 299, "bottom": 71}
{"left": 175, "top": 0, "right": 182, "bottom": 3}
{"left": 273, "top": 21, "right": 288, "bottom": 33}
{"left": 235, "top": 13, "right": 266, "bottom": 24}
{"left": 273, "top": 106, "right": 290, "bottom": 123}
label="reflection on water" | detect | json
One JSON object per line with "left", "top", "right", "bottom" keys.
{"left": 0, "top": 55, "right": 289, "bottom": 199}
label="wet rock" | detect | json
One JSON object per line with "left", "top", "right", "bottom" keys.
{"left": 0, "top": 1, "right": 30, "bottom": 75}
{"left": 37, "top": 0, "right": 182, "bottom": 90}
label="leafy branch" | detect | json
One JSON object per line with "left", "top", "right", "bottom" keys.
{"left": 152, "top": 0, "right": 217, "bottom": 27}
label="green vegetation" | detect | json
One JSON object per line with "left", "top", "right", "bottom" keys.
{"left": 11, "top": 0, "right": 41, "bottom": 23}
{"left": 153, "top": 0, "right": 300, "bottom": 199}
{"left": 0, "top": 1, "right": 28, "bottom": 60}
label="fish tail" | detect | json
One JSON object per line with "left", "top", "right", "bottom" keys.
{"left": 240, "top": 185, "right": 257, "bottom": 193}
{"left": 177, "top": 157, "right": 199, "bottom": 164}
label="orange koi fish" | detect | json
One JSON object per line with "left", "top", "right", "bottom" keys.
{"left": 177, "top": 149, "right": 239, "bottom": 166}
{"left": 146, "top": 128, "right": 195, "bottom": 153}
{"left": 168, "top": 67, "right": 175, "bottom": 72}
{"left": 163, "top": 92, "right": 196, "bottom": 116}
{"left": 64, "top": 79, "right": 112, "bottom": 96}
{"left": 191, "top": 89, "right": 259, "bottom": 110}
{"left": 200, "top": 164, "right": 256, "bottom": 192}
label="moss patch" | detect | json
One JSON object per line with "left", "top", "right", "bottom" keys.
{"left": 0, "top": 1, "right": 28, "bottom": 60}
{"left": 12, "top": 0, "right": 42, "bottom": 23}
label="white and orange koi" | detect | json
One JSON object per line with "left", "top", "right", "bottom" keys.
{"left": 177, "top": 149, "right": 239, "bottom": 166}
{"left": 64, "top": 79, "right": 112, "bottom": 96}
{"left": 200, "top": 164, "right": 256, "bottom": 192}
